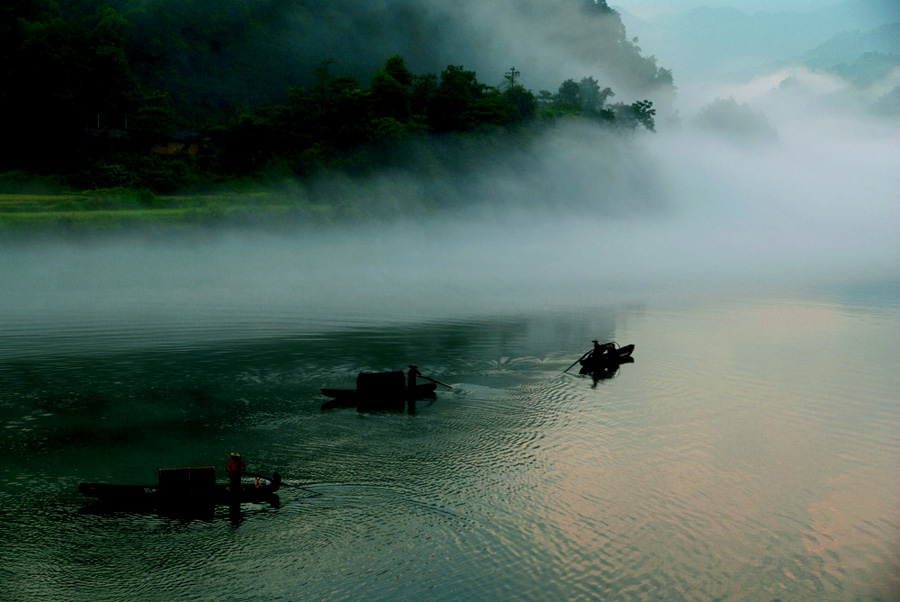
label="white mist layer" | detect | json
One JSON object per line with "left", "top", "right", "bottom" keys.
{"left": 3, "top": 84, "right": 899, "bottom": 336}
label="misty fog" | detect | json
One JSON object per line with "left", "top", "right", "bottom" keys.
{"left": 2, "top": 0, "right": 898, "bottom": 353}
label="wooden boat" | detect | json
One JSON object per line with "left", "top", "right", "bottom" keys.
{"left": 581, "top": 355, "right": 634, "bottom": 380}
{"left": 321, "top": 371, "right": 436, "bottom": 412}
{"left": 321, "top": 383, "right": 437, "bottom": 403}
{"left": 78, "top": 466, "right": 281, "bottom": 510}
{"left": 578, "top": 343, "right": 635, "bottom": 373}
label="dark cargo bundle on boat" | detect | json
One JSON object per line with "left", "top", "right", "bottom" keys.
{"left": 321, "top": 370, "right": 437, "bottom": 412}
{"left": 158, "top": 465, "right": 216, "bottom": 491}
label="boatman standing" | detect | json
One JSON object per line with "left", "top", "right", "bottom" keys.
{"left": 226, "top": 452, "right": 246, "bottom": 493}
{"left": 407, "top": 364, "right": 422, "bottom": 390}
{"left": 406, "top": 364, "right": 424, "bottom": 414}
{"left": 590, "top": 339, "right": 615, "bottom": 360}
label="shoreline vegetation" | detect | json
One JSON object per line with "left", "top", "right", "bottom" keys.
{"left": 2, "top": 0, "right": 670, "bottom": 234}
{"left": 0, "top": 190, "right": 328, "bottom": 233}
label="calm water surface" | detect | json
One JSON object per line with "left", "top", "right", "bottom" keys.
{"left": 2, "top": 282, "right": 899, "bottom": 600}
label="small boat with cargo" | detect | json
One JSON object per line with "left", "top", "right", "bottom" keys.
{"left": 578, "top": 343, "right": 635, "bottom": 373}
{"left": 321, "top": 369, "right": 448, "bottom": 412}
{"left": 78, "top": 466, "right": 281, "bottom": 511}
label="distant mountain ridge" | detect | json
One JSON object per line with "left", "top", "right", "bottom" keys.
{"left": 803, "top": 22, "right": 900, "bottom": 70}
{"left": 618, "top": 0, "right": 899, "bottom": 83}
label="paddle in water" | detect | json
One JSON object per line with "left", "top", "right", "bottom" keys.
{"left": 245, "top": 472, "right": 318, "bottom": 495}
{"left": 563, "top": 350, "right": 592, "bottom": 373}
{"left": 422, "top": 375, "right": 453, "bottom": 389}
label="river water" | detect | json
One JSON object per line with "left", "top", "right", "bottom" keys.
{"left": 1, "top": 248, "right": 898, "bottom": 601}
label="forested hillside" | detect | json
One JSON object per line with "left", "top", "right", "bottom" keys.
{"left": 1, "top": 0, "right": 672, "bottom": 193}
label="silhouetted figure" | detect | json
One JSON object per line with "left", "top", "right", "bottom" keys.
{"left": 589, "top": 339, "right": 612, "bottom": 360}
{"left": 226, "top": 452, "right": 246, "bottom": 494}
{"left": 590, "top": 339, "right": 617, "bottom": 360}
{"left": 407, "top": 364, "right": 422, "bottom": 389}
{"left": 406, "top": 364, "right": 423, "bottom": 414}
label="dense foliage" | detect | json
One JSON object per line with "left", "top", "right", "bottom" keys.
{"left": 1, "top": 0, "right": 660, "bottom": 193}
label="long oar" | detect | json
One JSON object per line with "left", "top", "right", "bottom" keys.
{"left": 422, "top": 375, "right": 453, "bottom": 389}
{"left": 246, "top": 472, "right": 318, "bottom": 495}
{"left": 563, "top": 350, "right": 591, "bottom": 373}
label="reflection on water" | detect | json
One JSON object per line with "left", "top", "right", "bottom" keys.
{"left": 1, "top": 292, "right": 899, "bottom": 600}
{"left": 578, "top": 356, "right": 634, "bottom": 387}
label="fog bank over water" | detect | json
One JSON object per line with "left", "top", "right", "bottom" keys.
{"left": 4, "top": 7, "right": 900, "bottom": 342}
{"left": 3, "top": 89, "right": 898, "bottom": 343}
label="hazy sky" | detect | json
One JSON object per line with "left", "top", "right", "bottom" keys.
{"left": 619, "top": 0, "right": 840, "bottom": 18}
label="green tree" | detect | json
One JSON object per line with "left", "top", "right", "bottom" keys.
{"left": 324, "top": 75, "right": 371, "bottom": 148}
{"left": 310, "top": 60, "right": 372, "bottom": 148}
{"left": 503, "top": 85, "right": 537, "bottom": 121}
{"left": 536, "top": 90, "right": 555, "bottom": 109}
{"left": 428, "top": 65, "right": 499, "bottom": 131}
{"left": 411, "top": 73, "right": 438, "bottom": 121}
{"left": 384, "top": 54, "right": 413, "bottom": 87}
{"left": 499, "top": 66, "right": 535, "bottom": 121}
{"left": 1, "top": 0, "right": 135, "bottom": 169}
{"left": 429, "top": 65, "right": 478, "bottom": 131}
{"left": 555, "top": 79, "right": 582, "bottom": 111}
{"left": 631, "top": 100, "right": 656, "bottom": 131}
{"left": 614, "top": 100, "right": 655, "bottom": 132}
{"left": 370, "top": 55, "right": 413, "bottom": 123}
{"left": 579, "top": 77, "right": 614, "bottom": 112}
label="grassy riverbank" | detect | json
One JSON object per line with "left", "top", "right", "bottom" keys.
{"left": 0, "top": 189, "right": 336, "bottom": 233}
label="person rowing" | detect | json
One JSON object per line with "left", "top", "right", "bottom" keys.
{"left": 564, "top": 340, "right": 617, "bottom": 373}
{"left": 589, "top": 339, "right": 616, "bottom": 361}
{"left": 408, "top": 365, "right": 452, "bottom": 389}
{"left": 226, "top": 452, "right": 247, "bottom": 494}
{"left": 407, "top": 364, "right": 423, "bottom": 390}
